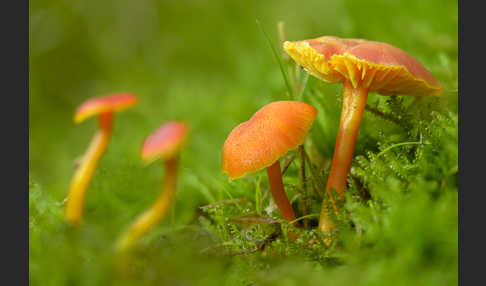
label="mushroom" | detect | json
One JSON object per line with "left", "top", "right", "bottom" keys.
{"left": 222, "top": 101, "right": 317, "bottom": 234}
{"left": 65, "top": 93, "right": 138, "bottom": 225}
{"left": 284, "top": 36, "right": 442, "bottom": 232}
{"left": 115, "top": 121, "right": 189, "bottom": 252}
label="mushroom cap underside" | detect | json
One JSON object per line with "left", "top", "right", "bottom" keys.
{"left": 284, "top": 36, "right": 442, "bottom": 97}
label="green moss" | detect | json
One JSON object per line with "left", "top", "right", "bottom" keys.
{"left": 30, "top": 0, "right": 457, "bottom": 285}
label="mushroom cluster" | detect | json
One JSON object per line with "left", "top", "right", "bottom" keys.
{"left": 65, "top": 94, "right": 191, "bottom": 252}
{"left": 62, "top": 34, "right": 442, "bottom": 257}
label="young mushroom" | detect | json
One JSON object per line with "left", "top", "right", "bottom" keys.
{"left": 65, "top": 93, "right": 138, "bottom": 225}
{"left": 284, "top": 36, "right": 442, "bottom": 232}
{"left": 115, "top": 121, "right": 189, "bottom": 252}
{"left": 222, "top": 101, "right": 317, "bottom": 236}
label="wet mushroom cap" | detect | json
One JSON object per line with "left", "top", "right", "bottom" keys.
{"left": 141, "top": 121, "right": 189, "bottom": 164}
{"left": 222, "top": 101, "right": 317, "bottom": 180}
{"left": 284, "top": 36, "right": 442, "bottom": 96}
{"left": 74, "top": 93, "right": 138, "bottom": 124}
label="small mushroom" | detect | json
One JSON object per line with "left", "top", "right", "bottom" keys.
{"left": 115, "top": 121, "right": 189, "bottom": 252}
{"left": 65, "top": 93, "right": 138, "bottom": 225}
{"left": 284, "top": 36, "right": 442, "bottom": 232}
{"left": 222, "top": 101, "right": 317, "bottom": 231}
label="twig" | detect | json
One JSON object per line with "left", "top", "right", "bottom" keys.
{"left": 302, "top": 149, "right": 325, "bottom": 200}
{"left": 288, "top": 213, "right": 319, "bottom": 225}
{"left": 298, "top": 145, "right": 310, "bottom": 227}
{"left": 199, "top": 197, "right": 249, "bottom": 210}
{"left": 231, "top": 213, "right": 278, "bottom": 225}
{"left": 281, "top": 152, "right": 297, "bottom": 175}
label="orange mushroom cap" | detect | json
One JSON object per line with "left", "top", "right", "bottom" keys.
{"left": 141, "top": 121, "right": 189, "bottom": 164}
{"left": 284, "top": 36, "right": 442, "bottom": 97}
{"left": 222, "top": 101, "right": 317, "bottom": 180}
{"left": 74, "top": 93, "right": 138, "bottom": 124}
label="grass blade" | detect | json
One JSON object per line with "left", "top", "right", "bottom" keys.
{"left": 256, "top": 19, "right": 293, "bottom": 97}
{"left": 297, "top": 71, "right": 309, "bottom": 101}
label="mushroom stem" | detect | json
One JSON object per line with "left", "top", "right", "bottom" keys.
{"left": 115, "top": 157, "right": 179, "bottom": 252}
{"left": 266, "top": 160, "right": 297, "bottom": 224}
{"left": 318, "top": 199, "right": 337, "bottom": 234}
{"left": 319, "top": 81, "right": 368, "bottom": 231}
{"left": 65, "top": 112, "right": 113, "bottom": 225}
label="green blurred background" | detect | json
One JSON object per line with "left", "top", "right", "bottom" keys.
{"left": 29, "top": 0, "right": 457, "bottom": 285}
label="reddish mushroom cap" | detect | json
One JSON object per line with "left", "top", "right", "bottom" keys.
{"left": 284, "top": 36, "right": 442, "bottom": 96}
{"left": 222, "top": 101, "right": 317, "bottom": 180}
{"left": 141, "top": 121, "right": 189, "bottom": 164}
{"left": 74, "top": 93, "right": 138, "bottom": 124}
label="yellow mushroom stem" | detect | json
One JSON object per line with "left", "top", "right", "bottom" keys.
{"left": 319, "top": 80, "right": 369, "bottom": 232}
{"left": 115, "top": 157, "right": 179, "bottom": 252}
{"left": 65, "top": 112, "right": 113, "bottom": 225}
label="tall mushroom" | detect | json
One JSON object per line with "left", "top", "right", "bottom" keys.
{"left": 284, "top": 36, "right": 442, "bottom": 232}
{"left": 115, "top": 121, "right": 189, "bottom": 252}
{"left": 222, "top": 101, "right": 317, "bottom": 233}
{"left": 65, "top": 93, "right": 138, "bottom": 225}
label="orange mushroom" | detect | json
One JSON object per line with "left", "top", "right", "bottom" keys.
{"left": 222, "top": 101, "right": 317, "bottom": 231}
{"left": 65, "top": 93, "right": 138, "bottom": 225}
{"left": 115, "top": 121, "right": 189, "bottom": 252}
{"left": 284, "top": 36, "right": 442, "bottom": 232}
